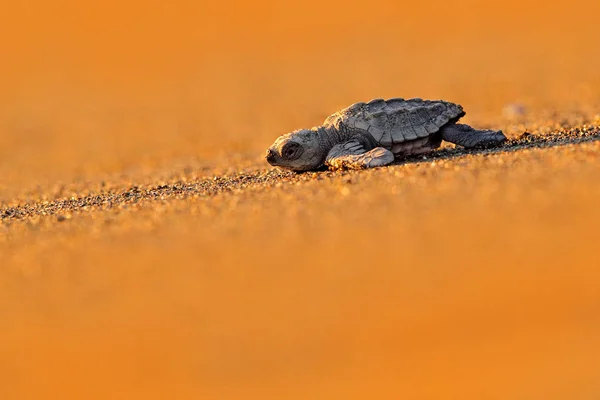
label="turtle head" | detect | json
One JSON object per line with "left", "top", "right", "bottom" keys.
{"left": 265, "top": 128, "right": 325, "bottom": 171}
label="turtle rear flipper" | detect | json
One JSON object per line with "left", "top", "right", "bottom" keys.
{"left": 440, "top": 123, "right": 507, "bottom": 148}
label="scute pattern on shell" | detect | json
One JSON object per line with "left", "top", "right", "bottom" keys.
{"left": 323, "top": 98, "right": 465, "bottom": 147}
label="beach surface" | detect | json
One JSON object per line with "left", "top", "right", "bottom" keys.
{"left": 1, "top": 1, "right": 600, "bottom": 398}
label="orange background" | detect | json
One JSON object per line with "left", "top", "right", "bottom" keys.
{"left": 1, "top": 0, "right": 599, "bottom": 197}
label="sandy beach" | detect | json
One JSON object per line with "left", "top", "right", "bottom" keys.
{"left": 1, "top": 1, "right": 600, "bottom": 398}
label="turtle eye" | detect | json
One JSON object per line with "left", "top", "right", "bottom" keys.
{"left": 282, "top": 143, "right": 300, "bottom": 159}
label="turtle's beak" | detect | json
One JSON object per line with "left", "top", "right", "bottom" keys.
{"left": 265, "top": 148, "right": 277, "bottom": 165}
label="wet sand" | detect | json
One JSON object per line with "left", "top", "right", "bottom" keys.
{"left": 1, "top": 0, "right": 600, "bottom": 399}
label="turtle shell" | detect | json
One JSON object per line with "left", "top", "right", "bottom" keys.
{"left": 323, "top": 98, "right": 465, "bottom": 148}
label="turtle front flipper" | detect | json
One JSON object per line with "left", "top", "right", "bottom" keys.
{"left": 325, "top": 141, "right": 394, "bottom": 171}
{"left": 440, "top": 123, "right": 507, "bottom": 148}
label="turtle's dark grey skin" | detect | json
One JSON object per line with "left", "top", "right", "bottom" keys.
{"left": 265, "top": 98, "right": 506, "bottom": 171}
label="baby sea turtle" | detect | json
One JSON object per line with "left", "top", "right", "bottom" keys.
{"left": 266, "top": 98, "right": 506, "bottom": 171}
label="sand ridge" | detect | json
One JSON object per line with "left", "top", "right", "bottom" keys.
{"left": 2, "top": 126, "right": 599, "bottom": 223}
